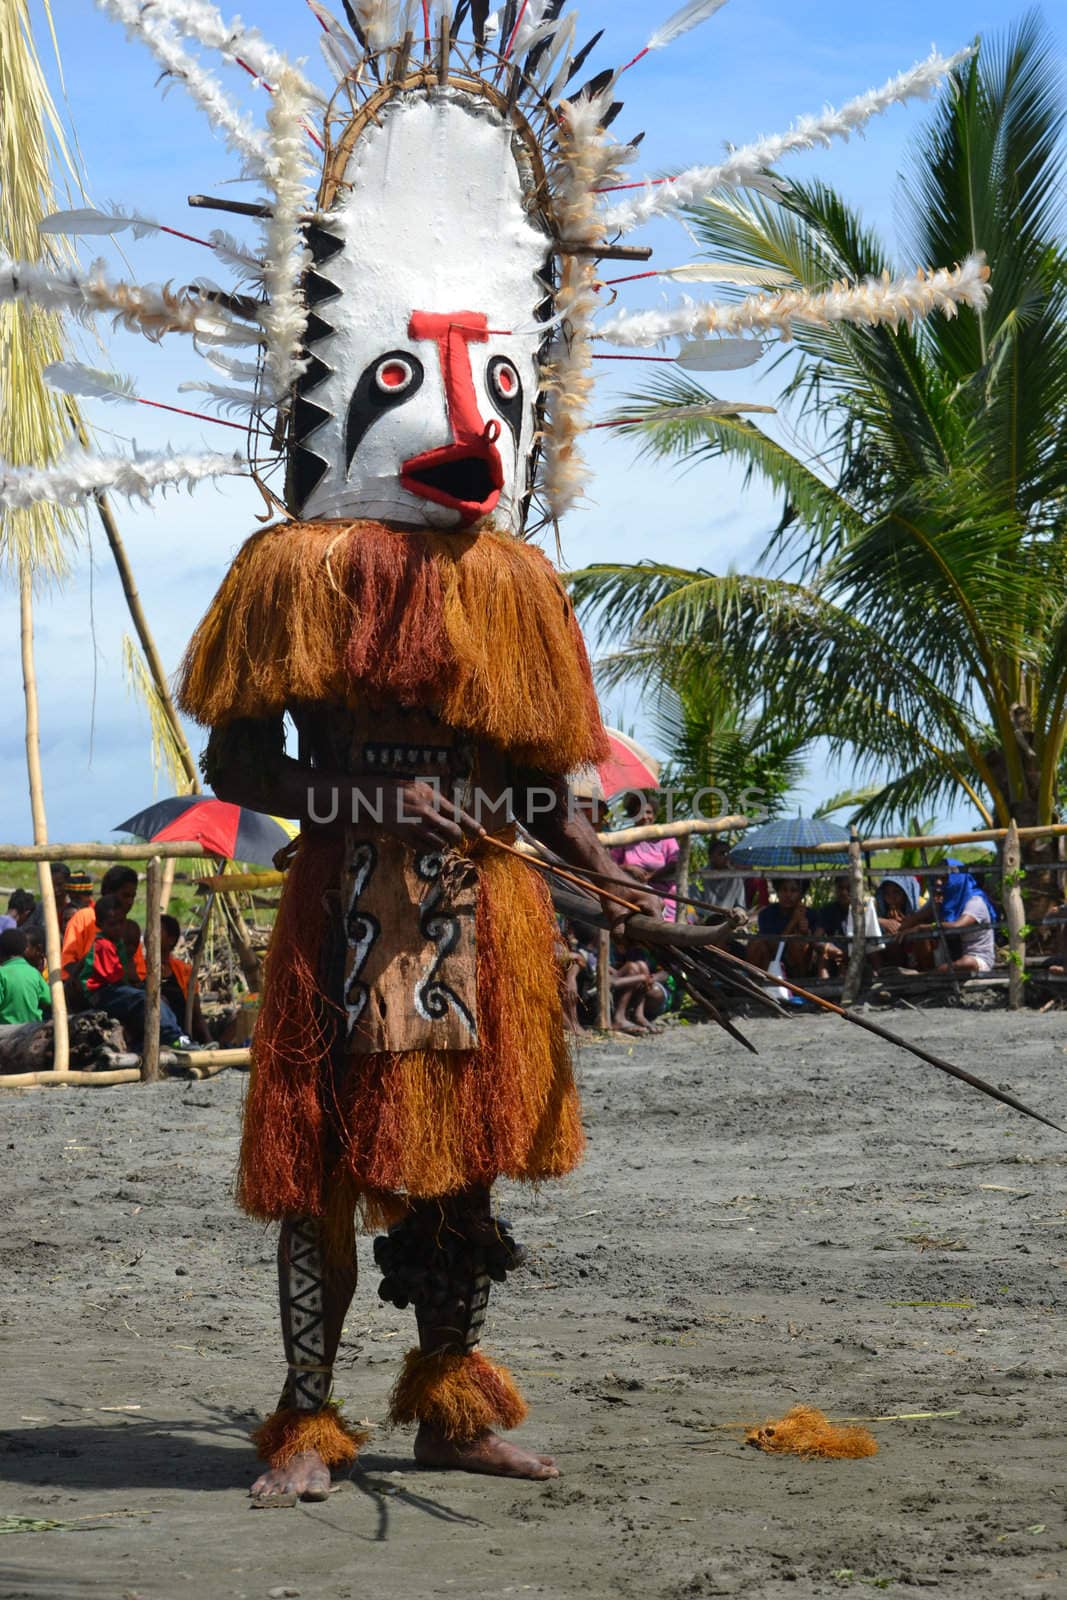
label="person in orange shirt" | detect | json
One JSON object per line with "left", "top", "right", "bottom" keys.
{"left": 74, "top": 895, "right": 185, "bottom": 1047}
{"left": 160, "top": 914, "right": 214, "bottom": 1045}
{"left": 61, "top": 866, "right": 145, "bottom": 981}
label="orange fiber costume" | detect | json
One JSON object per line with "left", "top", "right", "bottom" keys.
{"left": 179, "top": 516, "right": 608, "bottom": 1471}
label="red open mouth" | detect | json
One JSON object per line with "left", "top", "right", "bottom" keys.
{"left": 401, "top": 440, "right": 503, "bottom": 525}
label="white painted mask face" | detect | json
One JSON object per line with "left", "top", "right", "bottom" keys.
{"left": 291, "top": 91, "right": 551, "bottom": 533}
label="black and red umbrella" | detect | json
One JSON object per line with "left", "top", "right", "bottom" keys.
{"left": 115, "top": 796, "right": 297, "bottom": 866}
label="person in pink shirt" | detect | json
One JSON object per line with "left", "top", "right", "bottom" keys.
{"left": 608, "top": 793, "right": 681, "bottom": 922}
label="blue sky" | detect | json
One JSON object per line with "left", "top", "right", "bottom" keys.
{"left": 0, "top": 0, "right": 1043, "bottom": 842}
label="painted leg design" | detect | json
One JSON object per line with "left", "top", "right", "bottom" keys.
{"left": 377, "top": 1189, "right": 558, "bottom": 1479}
{"left": 251, "top": 1215, "right": 367, "bottom": 1500}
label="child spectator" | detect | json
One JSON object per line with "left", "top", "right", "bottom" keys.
{"left": 62, "top": 866, "right": 145, "bottom": 980}
{"left": 0, "top": 928, "right": 52, "bottom": 1024}
{"left": 22, "top": 925, "right": 47, "bottom": 974}
{"left": 74, "top": 894, "right": 186, "bottom": 1048}
{"left": 160, "top": 914, "right": 214, "bottom": 1045}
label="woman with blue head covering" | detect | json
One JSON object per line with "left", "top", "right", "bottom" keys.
{"left": 900, "top": 865, "right": 998, "bottom": 975}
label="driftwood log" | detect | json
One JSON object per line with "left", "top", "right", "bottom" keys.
{"left": 0, "top": 1011, "right": 128, "bottom": 1075}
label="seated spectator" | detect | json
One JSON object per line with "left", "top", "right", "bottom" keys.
{"left": 62, "top": 866, "right": 145, "bottom": 980}
{"left": 875, "top": 873, "right": 934, "bottom": 971}
{"left": 24, "top": 864, "right": 70, "bottom": 937}
{"left": 73, "top": 894, "right": 186, "bottom": 1048}
{"left": 22, "top": 924, "right": 47, "bottom": 974}
{"left": 747, "top": 877, "right": 817, "bottom": 981}
{"left": 64, "top": 870, "right": 94, "bottom": 918}
{"left": 0, "top": 888, "right": 36, "bottom": 934}
{"left": 609, "top": 792, "right": 679, "bottom": 922}
{"left": 900, "top": 869, "right": 997, "bottom": 975}
{"left": 0, "top": 928, "right": 52, "bottom": 1024}
{"left": 812, "top": 876, "right": 886, "bottom": 981}
{"left": 700, "top": 840, "right": 747, "bottom": 916}
{"left": 160, "top": 914, "right": 214, "bottom": 1045}
{"left": 611, "top": 954, "right": 671, "bottom": 1035}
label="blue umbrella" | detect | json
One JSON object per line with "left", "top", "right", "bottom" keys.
{"left": 728, "top": 816, "right": 850, "bottom": 869}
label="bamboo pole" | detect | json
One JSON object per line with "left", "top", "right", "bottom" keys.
{"left": 184, "top": 890, "right": 216, "bottom": 1036}
{"left": 597, "top": 929, "right": 612, "bottom": 1030}
{"left": 1004, "top": 821, "right": 1026, "bottom": 1011}
{"left": 19, "top": 566, "right": 69, "bottom": 1073}
{"left": 841, "top": 829, "right": 866, "bottom": 1008}
{"left": 800, "top": 823, "right": 1067, "bottom": 855}
{"left": 0, "top": 1066, "right": 142, "bottom": 1088}
{"left": 201, "top": 869, "right": 284, "bottom": 891}
{"left": 160, "top": 855, "right": 177, "bottom": 913}
{"left": 596, "top": 815, "right": 750, "bottom": 848}
{"left": 89, "top": 488, "right": 200, "bottom": 792}
{"left": 141, "top": 856, "right": 163, "bottom": 1081}
{"left": 0, "top": 842, "right": 208, "bottom": 862}
{"left": 675, "top": 833, "right": 692, "bottom": 917}
{"left": 169, "top": 1047, "right": 250, "bottom": 1071}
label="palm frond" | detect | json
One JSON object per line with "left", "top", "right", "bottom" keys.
{"left": 0, "top": 0, "right": 86, "bottom": 575}
{"left": 122, "top": 635, "right": 190, "bottom": 792}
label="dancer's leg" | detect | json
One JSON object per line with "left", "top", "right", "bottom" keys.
{"left": 379, "top": 1189, "right": 558, "bottom": 1479}
{"left": 251, "top": 1215, "right": 365, "bottom": 1500}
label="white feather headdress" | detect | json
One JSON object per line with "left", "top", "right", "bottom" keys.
{"left": 0, "top": 0, "right": 989, "bottom": 525}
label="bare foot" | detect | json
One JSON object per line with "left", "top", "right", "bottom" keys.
{"left": 250, "top": 1448, "right": 332, "bottom": 1502}
{"left": 414, "top": 1423, "right": 559, "bottom": 1479}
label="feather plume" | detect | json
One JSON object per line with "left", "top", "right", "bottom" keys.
{"left": 529, "top": 11, "right": 573, "bottom": 87}
{"left": 0, "top": 446, "right": 247, "bottom": 510}
{"left": 645, "top": 0, "right": 730, "bottom": 53}
{"left": 95, "top": 0, "right": 268, "bottom": 173}
{"left": 139, "top": 0, "right": 326, "bottom": 102}
{"left": 541, "top": 89, "right": 627, "bottom": 516}
{"left": 178, "top": 378, "right": 265, "bottom": 413}
{"left": 347, "top": 0, "right": 401, "bottom": 51}
{"left": 43, "top": 361, "right": 140, "bottom": 403}
{"left": 602, "top": 48, "right": 975, "bottom": 232}
{"left": 207, "top": 228, "right": 264, "bottom": 278}
{"left": 259, "top": 65, "right": 316, "bottom": 404}
{"left": 39, "top": 205, "right": 159, "bottom": 240}
{"left": 596, "top": 255, "right": 992, "bottom": 348}
{"left": 674, "top": 337, "right": 764, "bottom": 370}
{"left": 0, "top": 254, "right": 262, "bottom": 345}
{"left": 308, "top": 0, "right": 361, "bottom": 76}
{"left": 610, "top": 400, "right": 775, "bottom": 425}
{"left": 508, "top": 0, "right": 546, "bottom": 56}
{"left": 665, "top": 262, "right": 793, "bottom": 287}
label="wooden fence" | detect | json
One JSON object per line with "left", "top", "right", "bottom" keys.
{"left": 0, "top": 842, "right": 251, "bottom": 1088}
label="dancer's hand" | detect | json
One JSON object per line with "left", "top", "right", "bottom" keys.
{"left": 362, "top": 778, "right": 486, "bottom": 851}
{"left": 597, "top": 873, "right": 663, "bottom": 933}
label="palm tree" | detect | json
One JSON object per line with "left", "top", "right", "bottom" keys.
{"left": 639, "top": 657, "right": 809, "bottom": 823}
{"left": 570, "top": 15, "right": 1067, "bottom": 854}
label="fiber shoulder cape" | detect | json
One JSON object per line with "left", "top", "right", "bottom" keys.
{"left": 178, "top": 519, "right": 608, "bottom": 1227}
{"left": 178, "top": 518, "right": 609, "bottom": 775}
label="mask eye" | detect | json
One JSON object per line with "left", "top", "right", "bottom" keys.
{"left": 375, "top": 356, "right": 416, "bottom": 395}
{"left": 489, "top": 357, "right": 520, "bottom": 403}
{"left": 346, "top": 349, "right": 425, "bottom": 470}
{"left": 486, "top": 356, "right": 523, "bottom": 444}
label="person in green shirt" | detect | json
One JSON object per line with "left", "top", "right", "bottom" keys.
{"left": 0, "top": 928, "right": 52, "bottom": 1024}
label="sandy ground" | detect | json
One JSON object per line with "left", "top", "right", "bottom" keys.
{"left": 1, "top": 1009, "right": 1065, "bottom": 1600}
